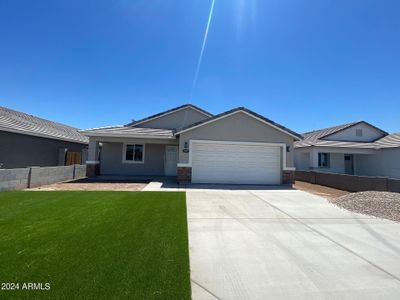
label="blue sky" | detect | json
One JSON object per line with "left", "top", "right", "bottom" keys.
{"left": 0, "top": 0, "right": 399, "bottom": 133}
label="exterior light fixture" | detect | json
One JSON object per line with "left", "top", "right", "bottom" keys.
{"left": 183, "top": 141, "right": 189, "bottom": 153}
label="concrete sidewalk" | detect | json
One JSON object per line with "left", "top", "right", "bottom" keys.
{"left": 187, "top": 188, "right": 400, "bottom": 300}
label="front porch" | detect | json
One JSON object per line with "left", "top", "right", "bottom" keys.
{"left": 86, "top": 135, "right": 179, "bottom": 178}
{"left": 295, "top": 146, "right": 376, "bottom": 175}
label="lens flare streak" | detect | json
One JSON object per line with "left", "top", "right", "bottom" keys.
{"left": 190, "top": 0, "right": 216, "bottom": 100}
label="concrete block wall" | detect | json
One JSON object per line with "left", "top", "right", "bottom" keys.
{"left": 388, "top": 179, "right": 400, "bottom": 193}
{"left": 0, "top": 165, "right": 86, "bottom": 191}
{"left": 0, "top": 168, "right": 31, "bottom": 191}
{"left": 295, "top": 170, "right": 400, "bottom": 193}
{"left": 74, "top": 164, "right": 87, "bottom": 179}
{"left": 29, "top": 165, "right": 75, "bottom": 188}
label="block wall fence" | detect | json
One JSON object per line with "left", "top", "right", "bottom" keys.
{"left": 0, "top": 164, "right": 86, "bottom": 192}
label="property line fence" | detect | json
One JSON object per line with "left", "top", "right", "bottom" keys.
{"left": 295, "top": 170, "right": 400, "bottom": 193}
{"left": 0, "top": 164, "right": 86, "bottom": 192}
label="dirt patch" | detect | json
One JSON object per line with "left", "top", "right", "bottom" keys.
{"left": 27, "top": 181, "right": 148, "bottom": 191}
{"left": 331, "top": 191, "right": 400, "bottom": 222}
{"left": 294, "top": 181, "right": 349, "bottom": 199}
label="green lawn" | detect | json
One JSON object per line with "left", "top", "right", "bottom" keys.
{"left": 0, "top": 191, "right": 190, "bottom": 300}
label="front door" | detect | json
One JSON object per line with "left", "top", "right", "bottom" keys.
{"left": 344, "top": 154, "right": 354, "bottom": 175}
{"left": 165, "top": 146, "right": 178, "bottom": 176}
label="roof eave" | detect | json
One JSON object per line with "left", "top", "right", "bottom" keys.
{"left": 127, "top": 104, "right": 213, "bottom": 127}
{"left": 321, "top": 121, "right": 388, "bottom": 139}
{"left": 82, "top": 132, "right": 176, "bottom": 139}
{"left": 0, "top": 126, "right": 88, "bottom": 145}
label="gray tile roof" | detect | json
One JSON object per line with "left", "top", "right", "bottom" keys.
{"left": 0, "top": 106, "right": 88, "bottom": 144}
{"left": 126, "top": 104, "right": 212, "bottom": 126}
{"left": 295, "top": 121, "right": 399, "bottom": 149}
{"left": 374, "top": 132, "right": 400, "bottom": 148}
{"left": 299, "top": 122, "right": 359, "bottom": 145}
{"left": 81, "top": 126, "right": 175, "bottom": 139}
{"left": 83, "top": 106, "right": 302, "bottom": 140}
{"left": 296, "top": 139, "right": 377, "bottom": 149}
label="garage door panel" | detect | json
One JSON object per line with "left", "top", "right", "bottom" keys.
{"left": 191, "top": 142, "right": 281, "bottom": 184}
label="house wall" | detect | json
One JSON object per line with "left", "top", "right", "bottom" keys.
{"left": 0, "top": 131, "right": 87, "bottom": 169}
{"left": 136, "top": 107, "right": 210, "bottom": 130}
{"left": 321, "top": 152, "right": 346, "bottom": 173}
{"left": 294, "top": 150, "right": 310, "bottom": 170}
{"left": 355, "top": 148, "right": 400, "bottom": 179}
{"left": 178, "top": 112, "right": 295, "bottom": 168}
{"left": 100, "top": 142, "right": 167, "bottom": 176}
{"left": 322, "top": 123, "right": 384, "bottom": 142}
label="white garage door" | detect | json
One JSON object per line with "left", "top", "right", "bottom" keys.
{"left": 191, "top": 141, "right": 281, "bottom": 184}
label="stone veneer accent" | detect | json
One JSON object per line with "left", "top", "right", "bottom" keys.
{"left": 177, "top": 166, "right": 192, "bottom": 184}
{"left": 86, "top": 163, "right": 100, "bottom": 177}
{"left": 282, "top": 170, "right": 295, "bottom": 185}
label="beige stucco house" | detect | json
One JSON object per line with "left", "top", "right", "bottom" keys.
{"left": 81, "top": 104, "right": 302, "bottom": 185}
{"left": 294, "top": 121, "right": 400, "bottom": 179}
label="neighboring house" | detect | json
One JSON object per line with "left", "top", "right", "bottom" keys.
{"left": 294, "top": 121, "right": 400, "bottom": 179}
{"left": 0, "top": 106, "right": 88, "bottom": 168}
{"left": 81, "top": 104, "right": 302, "bottom": 185}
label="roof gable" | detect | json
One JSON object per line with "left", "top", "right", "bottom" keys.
{"left": 127, "top": 104, "right": 212, "bottom": 129}
{"left": 321, "top": 121, "right": 387, "bottom": 142}
{"left": 175, "top": 107, "right": 302, "bottom": 140}
{"left": 302, "top": 122, "right": 358, "bottom": 141}
{"left": 295, "top": 121, "right": 389, "bottom": 148}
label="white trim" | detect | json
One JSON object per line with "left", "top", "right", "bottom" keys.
{"left": 80, "top": 125, "right": 124, "bottom": 132}
{"left": 86, "top": 160, "right": 100, "bottom": 164}
{"left": 180, "top": 139, "right": 294, "bottom": 170}
{"left": 132, "top": 106, "right": 212, "bottom": 127}
{"left": 0, "top": 126, "right": 88, "bottom": 145}
{"left": 82, "top": 132, "right": 175, "bottom": 139}
{"left": 175, "top": 110, "right": 301, "bottom": 140}
{"left": 122, "top": 143, "right": 145, "bottom": 164}
{"left": 284, "top": 167, "right": 296, "bottom": 171}
{"left": 177, "top": 163, "right": 191, "bottom": 167}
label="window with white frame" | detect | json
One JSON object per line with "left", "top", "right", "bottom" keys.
{"left": 318, "top": 152, "right": 330, "bottom": 168}
{"left": 123, "top": 144, "right": 144, "bottom": 163}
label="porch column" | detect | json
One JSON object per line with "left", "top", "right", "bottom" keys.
{"left": 86, "top": 139, "right": 100, "bottom": 177}
{"left": 310, "top": 148, "right": 319, "bottom": 170}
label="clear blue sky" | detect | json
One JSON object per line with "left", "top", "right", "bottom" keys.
{"left": 1, "top": 0, "right": 399, "bottom": 133}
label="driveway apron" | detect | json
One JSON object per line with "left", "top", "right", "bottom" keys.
{"left": 187, "top": 188, "right": 400, "bottom": 300}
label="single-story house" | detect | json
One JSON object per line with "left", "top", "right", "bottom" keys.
{"left": 0, "top": 106, "right": 88, "bottom": 168}
{"left": 294, "top": 121, "right": 400, "bottom": 179}
{"left": 81, "top": 104, "right": 302, "bottom": 185}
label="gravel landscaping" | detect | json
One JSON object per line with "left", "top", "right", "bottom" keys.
{"left": 331, "top": 191, "right": 400, "bottom": 222}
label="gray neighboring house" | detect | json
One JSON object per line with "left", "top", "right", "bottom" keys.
{"left": 294, "top": 121, "right": 400, "bottom": 179}
{"left": 0, "top": 106, "right": 88, "bottom": 169}
{"left": 81, "top": 104, "right": 302, "bottom": 185}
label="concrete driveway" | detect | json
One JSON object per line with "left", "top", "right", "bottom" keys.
{"left": 187, "top": 187, "right": 400, "bottom": 300}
